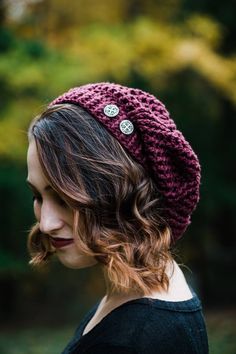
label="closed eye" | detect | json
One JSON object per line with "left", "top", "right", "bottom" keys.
{"left": 26, "top": 180, "right": 67, "bottom": 208}
{"left": 53, "top": 193, "right": 67, "bottom": 207}
{"left": 32, "top": 194, "right": 42, "bottom": 203}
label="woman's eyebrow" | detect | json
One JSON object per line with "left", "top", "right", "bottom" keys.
{"left": 26, "top": 180, "right": 52, "bottom": 192}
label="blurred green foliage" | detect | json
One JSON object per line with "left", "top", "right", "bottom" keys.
{"left": 0, "top": 325, "right": 74, "bottom": 354}
{"left": 0, "top": 0, "right": 236, "bottom": 331}
{"left": 1, "top": 5, "right": 236, "bottom": 160}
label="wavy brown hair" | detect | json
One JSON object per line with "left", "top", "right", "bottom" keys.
{"left": 27, "top": 103, "right": 174, "bottom": 296}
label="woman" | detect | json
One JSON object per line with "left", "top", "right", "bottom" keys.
{"left": 27, "top": 82, "right": 209, "bottom": 353}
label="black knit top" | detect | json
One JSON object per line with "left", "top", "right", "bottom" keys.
{"left": 62, "top": 289, "right": 209, "bottom": 354}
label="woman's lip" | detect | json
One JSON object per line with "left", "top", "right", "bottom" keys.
{"left": 50, "top": 238, "right": 74, "bottom": 249}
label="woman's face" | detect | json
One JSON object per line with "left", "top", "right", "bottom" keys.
{"left": 27, "top": 138, "right": 98, "bottom": 269}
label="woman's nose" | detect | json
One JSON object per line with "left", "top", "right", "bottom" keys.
{"left": 39, "top": 202, "right": 64, "bottom": 235}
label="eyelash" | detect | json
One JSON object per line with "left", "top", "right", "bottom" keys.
{"left": 32, "top": 195, "right": 42, "bottom": 203}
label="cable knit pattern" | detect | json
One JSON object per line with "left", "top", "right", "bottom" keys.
{"left": 50, "top": 82, "right": 201, "bottom": 243}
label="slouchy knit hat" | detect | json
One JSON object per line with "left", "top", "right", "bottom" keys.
{"left": 50, "top": 82, "right": 201, "bottom": 243}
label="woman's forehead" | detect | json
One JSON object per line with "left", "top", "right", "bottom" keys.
{"left": 27, "top": 140, "right": 48, "bottom": 187}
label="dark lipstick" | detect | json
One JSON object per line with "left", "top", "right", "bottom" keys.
{"left": 51, "top": 238, "right": 74, "bottom": 249}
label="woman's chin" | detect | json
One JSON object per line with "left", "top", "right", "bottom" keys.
{"left": 56, "top": 250, "right": 98, "bottom": 269}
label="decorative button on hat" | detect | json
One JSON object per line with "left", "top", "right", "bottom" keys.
{"left": 119, "top": 120, "right": 134, "bottom": 135}
{"left": 50, "top": 82, "right": 201, "bottom": 243}
{"left": 104, "top": 104, "right": 119, "bottom": 117}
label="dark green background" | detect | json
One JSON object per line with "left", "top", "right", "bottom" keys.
{"left": 0, "top": 0, "right": 235, "bottom": 353}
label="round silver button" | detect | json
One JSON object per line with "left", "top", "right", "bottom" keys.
{"left": 119, "top": 120, "right": 134, "bottom": 135}
{"left": 104, "top": 104, "right": 119, "bottom": 117}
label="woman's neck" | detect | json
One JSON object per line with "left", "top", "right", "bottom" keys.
{"left": 102, "top": 260, "right": 192, "bottom": 307}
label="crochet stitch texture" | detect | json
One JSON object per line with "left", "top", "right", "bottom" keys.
{"left": 50, "top": 82, "right": 201, "bottom": 243}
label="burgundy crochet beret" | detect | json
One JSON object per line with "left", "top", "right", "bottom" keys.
{"left": 50, "top": 82, "right": 201, "bottom": 243}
